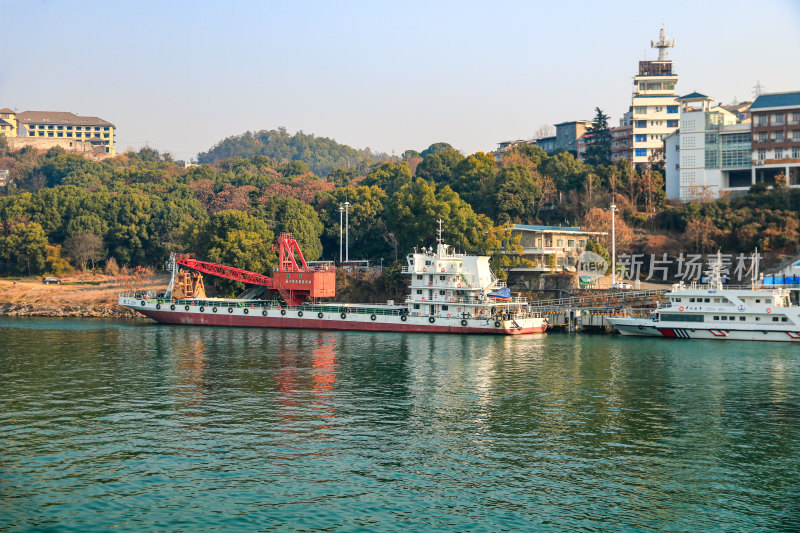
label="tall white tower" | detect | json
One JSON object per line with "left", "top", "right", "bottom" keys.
{"left": 631, "top": 28, "right": 679, "bottom": 165}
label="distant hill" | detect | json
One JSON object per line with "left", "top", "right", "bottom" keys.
{"left": 197, "top": 127, "right": 390, "bottom": 176}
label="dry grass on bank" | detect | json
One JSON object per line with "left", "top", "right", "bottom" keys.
{"left": 0, "top": 272, "right": 171, "bottom": 306}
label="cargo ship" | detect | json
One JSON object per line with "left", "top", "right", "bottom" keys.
{"left": 119, "top": 228, "right": 547, "bottom": 335}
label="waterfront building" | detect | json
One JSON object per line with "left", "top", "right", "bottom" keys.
{"left": 0, "top": 109, "right": 116, "bottom": 154}
{"left": 750, "top": 91, "right": 800, "bottom": 187}
{"left": 494, "top": 139, "right": 531, "bottom": 160}
{"left": 665, "top": 93, "right": 751, "bottom": 202}
{"left": 631, "top": 28, "right": 680, "bottom": 165}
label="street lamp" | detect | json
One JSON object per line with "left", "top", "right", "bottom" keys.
{"left": 610, "top": 203, "right": 617, "bottom": 287}
{"left": 344, "top": 201, "right": 350, "bottom": 262}
{"left": 338, "top": 205, "right": 344, "bottom": 263}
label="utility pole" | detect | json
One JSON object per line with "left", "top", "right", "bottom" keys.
{"left": 344, "top": 201, "right": 350, "bottom": 262}
{"left": 338, "top": 205, "right": 344, "bottom": 263}
{"left": 610, "top": 203, "right": 617, "bottom": 287}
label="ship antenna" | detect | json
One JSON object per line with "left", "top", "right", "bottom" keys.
{"left": 436, "top": 219, "right": 444, "bottom": 245}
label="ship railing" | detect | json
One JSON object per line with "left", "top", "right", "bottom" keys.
{"left": 405, "top": 296, "right": 528, "bottom": 305}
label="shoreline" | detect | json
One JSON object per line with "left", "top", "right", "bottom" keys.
{"left": 0, "top": 274, "right": 169, "bottom": 320}
{"left": 0, "top": 301, "right": 136, "bottom": 318}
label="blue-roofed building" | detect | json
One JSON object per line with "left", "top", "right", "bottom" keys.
{"left": 507, "top": 224, "right": 606, "bottom": 289}
{"left": 750, "top": 91, "right": 800, "bottom": 188}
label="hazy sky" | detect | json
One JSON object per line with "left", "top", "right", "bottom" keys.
{"left": 2, "top": 0, "right": 799, "bottom": 161}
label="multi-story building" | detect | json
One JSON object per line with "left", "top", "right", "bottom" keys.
{"left": 610, "top": 111, "right": 632, "bottom": 163}
{"left": 534, "top": 135, "right": 557, "bottom": 153}
{"left": 664, "top": 93, "right": 752, "bottom": 201}
{"left": 0, "top": 109, "right": 116, "bottom": 154}
{"left": 631, "top": 28, "right": 680, "bottom": 165}
{"left": 750, "top": 91, "right": 800, "bottom": 187}
{"left": 0, "top": 108, "right": 18, "bottom": 137}
{"left": 555, "top": 120, "right": 593, "bottom": 153}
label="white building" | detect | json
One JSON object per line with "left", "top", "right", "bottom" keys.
{"left": 665, "top": 93, "right": 752, "bottom": 202}
{"left": 631, "top": 28, "right": 680, "bottom": 165}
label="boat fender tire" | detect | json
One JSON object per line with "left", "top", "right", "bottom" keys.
{"left": 494, "top": 320, "right": 502, "bottom": 328}
{"left": 262, "top": 310, "right": 267, "bottom": 317}
{"left": 318, "top": 312, "right": 324, "bottom": 319}
{"left": 199, "top": 306, "right": 204, "bottom": 313}
{"left": 281, "top": 309, "right": 286, "bottom": 316}
{"left": 638, "top": 325, "right": 644, "bottom": 330}
{"left": 156, "top": 304, "right": 161, "bottom": 310}
{"left": 228, "top": 307, "right": 234, "bottom": 314}
{"left": 341, "top": 313, "right": 347, "bottom": 319}
{"left": 370, "top": 314, "right": 377, "bottom": 321}
{"left": 461, "top": 319, "right": 468, "bottom": 327}
{"left": 140, "top": 300, "right": 146, "bottom": 307}
{"left": 401, "top": 315, "right": 408, "bottom": 322}
{"left": 297, "top": 311, "right": 303, "bottom": 317}
{"left": 429, "top": 316, "right": 435, "bottom": 324}
{"left": 170, "top": 304, "right": 176, "bottom": 311}
{"left": 244, "top": 308, "right": 249, "bottom": 315}
{"left": 185, "top": 305, "right": 190, "bottom": 311}
{"left": 213, "top": 307, "right": 218, "bottom": 313}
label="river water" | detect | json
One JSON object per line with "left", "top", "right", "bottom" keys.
{"left": 1, "top": 317, "right": 799, "bottom": 532}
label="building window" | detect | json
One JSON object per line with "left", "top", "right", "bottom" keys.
{"left": 635, "top": 134, "right": 647, "bottom": 142}
{"left": 758, "top": 148, "right": 766, "bottom": 161}
{"left": 667, "top": 120, "right": 678, "bottom": 128}
{"left": 775, "top": 148, "right": 783, "bottom": 159}
{"left": 772, "top": 113, "right": 785, "bottom": 126}
{"left": 104, "top": 127, "right": 110, "bottom": 131}
{"left": 95, "top": 126, "right": 101, "bottom": 131}
{"left": 66, "top": 126, "right": 73, "bottom": 130}
{"left": 634, "top": 106, "right": 647, "bottom": 114}
{"left": 756, "top": 132, "right": 768, "bottom": 142}
{"left": 48, "top": 132, "right": 54, "bottom": 137}
{"left": 667, "top": 106, "right": 678, "bottom": 113}
{"left": 48, "top": 125, "right": 54, "bottom": 129}
{"left": 67, "top": 133, "right": 72, "bottom": 137}
{"left": 635, "top": 148, "right": 647, "bottom": 157}
{"left": 635, "top": 120, "right": 647, "bottom": 128}
{"left": 568, "top": 239, "right": 575, "bottom": 247}
{"left": 793, "top": 147, "right": 800, "bottom": 159}
{"left": 57, "top": 132, "right": 63, "bottom": 137}
{"left": 755, "top": 114, "right": 768, "bottom": 127}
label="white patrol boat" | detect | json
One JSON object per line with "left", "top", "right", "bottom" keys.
{"left": 607, "top": 253, "right": 800, "bottom": 342}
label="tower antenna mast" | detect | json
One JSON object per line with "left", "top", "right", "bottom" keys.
{"left": 651, "top": 27, "right": 676, "bottom": 61}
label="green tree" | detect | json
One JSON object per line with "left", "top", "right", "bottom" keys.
{"left": 449, "top": 152, "right": 497, "bottom": 215}
{"left": 584, "top": 107, "right": 611, "bottom": 166}
{"left": 0, "top": 222, "right": 49, "bottom": 275}
{"left": 492, "top": 164, "right": 541, "bottom": 223}
{"left": 190, "top": 210, "right": 277, "bottom": 296}
{"left": 261, "top": 196, "right": 324, "bottom": 261}
{"left": 415, "top": 148, "right": 464, "bottom": 184}
{"left": 361, "top": 161, "right": 412, "bottom": 195}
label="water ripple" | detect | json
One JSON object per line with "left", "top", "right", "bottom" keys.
{"left": 0, "top": 318, "right": 799, "bottom": 531}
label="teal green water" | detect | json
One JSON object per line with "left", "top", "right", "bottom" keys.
{"left": 1, "top": 318, "right": 799, "bottom": 532}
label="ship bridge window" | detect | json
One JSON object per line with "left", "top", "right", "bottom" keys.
{"left": 740, "top": 316, "right": 745, "bottom": 321}
{"left": 413, "top": 304, "right": 420, "bottom": 310}
{"left": 755, "top": 299, "right": 761, "bottom": 303}
{"left": 713, "top": 298, "right": 720, "bottom": 303}
{"left": 416, "top": 289, "right": 422, "bottom": 294}
{"left": 439, "top": 290, "right": 445, "bottom": 295}
{"left": 704, "top": 298, "right": 711, "bottom": 303}
{"left": 689, "top": 298, "right": 696, "bottom": 302}
{"left": 673, "top": 298, "right": 682, "bottom": 302}
{"left": 440, "top": 276, "right": 445, "bottom": 280}
{"left": 713, "top": 316, "right": 719, "bottom": 320}
{"left": 772, "top": 317, "right": 780, "bottom": 322}
{"left": 721, "top": 316, "right": 727, "bottom": 320}
{"left": 425, "top": 261, "right": 431, "bottom": 266}
{"left": 782, "top": 317, "right": 788, "bottom": 322}
{"left": 661, "top": 314, "right": 705, "bottom": 322}
{"left": 442, "top": 305, "right": 449, "bottom": 311}
{"left": 729, "top": 316, "right": 735, "bottom": 320}
{"left": 765, "top": 299, "right": 772, "bottom": 304}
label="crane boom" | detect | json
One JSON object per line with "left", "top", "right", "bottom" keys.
{"left": 174, "top": 254, "right": 275, "bottom": 287}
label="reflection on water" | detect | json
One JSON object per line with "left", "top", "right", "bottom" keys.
{"left": 1, "top": 318, "right": 799, "bottom": 532}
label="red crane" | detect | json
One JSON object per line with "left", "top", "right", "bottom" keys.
{"left": 173, "top": 233, "right": 335, "bottom": 306}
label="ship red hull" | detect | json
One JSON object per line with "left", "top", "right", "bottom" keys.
{"left": 135, "top": 309, "right": 547, "bottom": 335}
